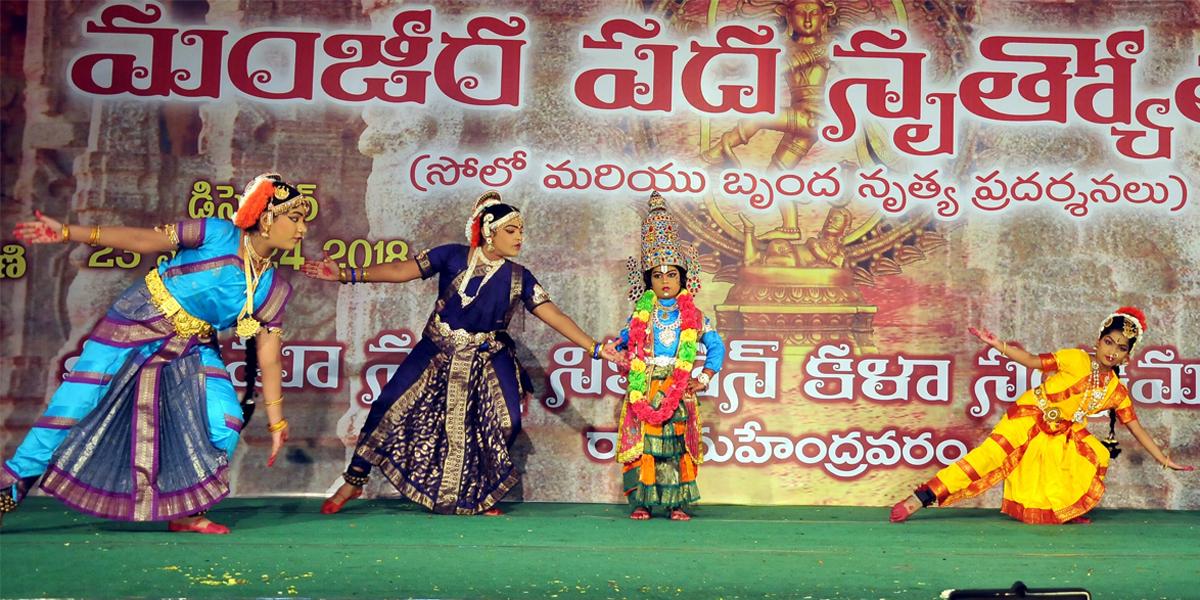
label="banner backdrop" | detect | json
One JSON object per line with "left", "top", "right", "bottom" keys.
{"left": 1, "top": 0, "right": 1197, "bottom": 509}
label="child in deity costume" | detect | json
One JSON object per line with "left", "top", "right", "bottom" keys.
{"left": 2, "top": 174, "right": 308, "bottom": 533}
{"left": 303, "top": 191, "right": 610, "bottom": 516}
{"left": 891, "top": 307, "right": 1194, "bottom": 525}
{"left": 602, "top": 192, "right": 726, "bottom": 521}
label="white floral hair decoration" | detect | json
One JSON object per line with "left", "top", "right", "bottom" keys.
{"left": 464, "top": 190, "right": 523, "bottom": 247}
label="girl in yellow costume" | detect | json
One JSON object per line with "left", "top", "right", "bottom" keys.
{"left": 891, "top": 307, "right": 1194, "bottom": 525}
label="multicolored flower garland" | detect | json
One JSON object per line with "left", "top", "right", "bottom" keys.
{"left": 623, "top": 289, "right": 702, "bottom": 425}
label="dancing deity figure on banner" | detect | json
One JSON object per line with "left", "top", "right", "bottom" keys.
{"left": 634, "top": 0, "right": 968, "bottom": 356}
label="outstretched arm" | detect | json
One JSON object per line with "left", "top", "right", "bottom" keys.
{"left": 300, "top": 253, "right": 422, "bottom": 284}
{"left": 1124, "top": 419, "right": 1194, "bottom": 471}
{"left": 969, "top": 326, "right": 1044, "bottom": 371}
{"left": 13, "top": 211, "right": 177, "bottom": 254}
{"left": 532, "top": 302, "right": 600, "bottom": 354}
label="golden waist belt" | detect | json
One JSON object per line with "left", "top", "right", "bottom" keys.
{"left": 144, "top": 269, "right": 215, "bottom": 339}
{"left": 426, "top": 314, "right": 499, "bottom": 350}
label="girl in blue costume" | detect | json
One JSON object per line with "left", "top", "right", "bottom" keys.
{"left": 304, "top": 191, "right": 609, "bottom": 516}
{"left": 1, "top": 174, "right": 308, "bottom": 534}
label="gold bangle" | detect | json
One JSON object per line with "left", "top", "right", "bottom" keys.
{"left": 267, "top": 419, "right": 289, "bottom": 432}
{"left": 1001, "top": 342, "right": 1009, "bottom": 355}
{"left": 264, "top": 397, "right": 283, "bottom": 407}
{"left": 362, "top": 267, "right": 369, "bottom": 283}
{"left": 339, "top": 266, "right": 347, "bottom": 283}
{"left": 87, "top": 225, "right": 101, "bottom": 246}
{"left": 61, "top": 223, "right": 71, "bottom": 242}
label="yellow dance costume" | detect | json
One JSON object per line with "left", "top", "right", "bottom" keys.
{"left": 926, "top": 348, "right": 1136, "bottom": 524}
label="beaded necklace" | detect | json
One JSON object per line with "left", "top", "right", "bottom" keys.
{"left": 457, "top": 247, "right": 504, "bottom": 307}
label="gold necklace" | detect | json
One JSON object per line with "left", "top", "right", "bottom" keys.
{"left": 651, "top": 301, "right": 680, "bottom": 346}
{"left": 1071, "top": 358, "right": 1110, "bottom": 423}
{"left": 236, "top": 235, "right": 273, "bottom": 338}
{"left": 244, "top": 236, "right": 273, "bottom": 273}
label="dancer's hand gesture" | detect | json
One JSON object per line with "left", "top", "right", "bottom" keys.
{"left": 300, "top": 252, "right": 339, "bottom": 281}
{"left": 599, "top": 339, "right": 622, "bottom": 362}
{"left": 267, "top": 426, "right": 290, "bottom": 468}
{"left": 13, "top": 211, "right": 64, "bottom": 244}
{"left": 968, "top": 326, "right": 1001, "bottom": 348}
{"left": 1164, "top": 459, "right": 1195, "bottom": 472}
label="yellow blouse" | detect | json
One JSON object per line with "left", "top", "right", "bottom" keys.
{"left": 1022, "top": 348, "right": 1136, "bottom": 424}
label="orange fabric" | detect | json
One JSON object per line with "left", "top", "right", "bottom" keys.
{"left": 955, "top": 458, "right": 982, "bottom": 482}
{"left": 680, "top": 453, "right": 697, "bottom": 483}
{"left": 646, "top": 377, "right": 670, "bottom": 398}
{"left": 989, "top": 432, "right": 1015, "bottom": 454}
{"left": 1112, "top": 384, "right": 1137, "bottom": 423}
{"left": 638, "top": 454, "right": 656, "bottom": 486}
{"left": 927, "top": 477, "right": 950, "bottom": 503}
{"left": 1039, "top": 352, "right": 1058, "bottom": 372}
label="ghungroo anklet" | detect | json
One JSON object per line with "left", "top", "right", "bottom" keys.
{"left": 343, "top": 472, "right": 369, "bottom": 487}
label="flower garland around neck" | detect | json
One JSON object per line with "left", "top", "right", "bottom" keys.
{"left": 623, "top": 289, "right": 702, "bottom": 425}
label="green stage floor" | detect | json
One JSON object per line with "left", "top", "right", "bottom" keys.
{"left": 1, "top": 498, "right": 1197, "bottom": 599}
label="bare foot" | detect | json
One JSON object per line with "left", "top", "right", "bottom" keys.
{"left": 630, "top": 506, "right": 651, "bottom": 520}
{"left": 482, "top": 507, "right": 504, "bottom": 516}
{"left": 1067, "top": 515, "right": 1091, "bottom": 525}
{"left": 669, "top": 509, "right": 691, "bottom": 521}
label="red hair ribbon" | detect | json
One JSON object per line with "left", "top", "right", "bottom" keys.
{"left": 470, "top": 216, "right": 483, "bottom": 249}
